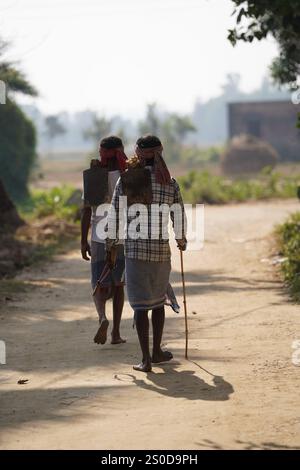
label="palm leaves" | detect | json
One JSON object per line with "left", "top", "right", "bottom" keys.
{"left": 0, "top": 37, "right": 37, "bottom": 201}
{"left": 0, "top": 37, "right": 37, "bottom": 97}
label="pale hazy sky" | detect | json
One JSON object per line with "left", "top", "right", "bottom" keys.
{"left": 1, "top": 0, "right": 278, "bottom": 117}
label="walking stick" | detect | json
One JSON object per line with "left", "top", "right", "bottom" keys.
{"left": 180, "top": 249, "right": 188, "bottom": 359}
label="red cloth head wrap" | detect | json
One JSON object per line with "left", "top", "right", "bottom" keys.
{"left": 99, "top": 147, "right": 127, "bottom": 173}
{"left": 135, "top": 144, "right": 171, "bottom": 185}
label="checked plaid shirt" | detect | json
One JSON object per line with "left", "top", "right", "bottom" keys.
{"left": 107, "top": 167, "right": 187, "bottom": 262}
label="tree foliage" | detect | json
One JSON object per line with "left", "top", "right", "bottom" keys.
{"left": 0, "top": 37, "right": 37, "bottom": 201}
{"left": 228, "top": 0, "right": 300, "bottom": 87}
{"left": 138, "top": 103, "right": 196, "bottom": 162}
{"left": 0, "top": 99, "right": 36, "bottom": 201}
{"left": 276, "top": 211, "right": 300, "bottom": 302}
{"left": 0, "top": 39, "right": 37, "bottom": 97}
{"left": 83, "top": 115, "right": 113, "bottom": 144}
{"left": 83, "top": 114, "right": 128, "bottom": 150}
{"left": 44, "top": 115, "right": 66, "bottom": 143}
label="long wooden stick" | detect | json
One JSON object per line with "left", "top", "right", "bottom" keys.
{"left": 180, "top": 249, "right": 188, "bottom": 359}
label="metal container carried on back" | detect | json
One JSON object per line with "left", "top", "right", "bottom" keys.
{"left": 83, "top": 159, "right": 109, "bottom": 206}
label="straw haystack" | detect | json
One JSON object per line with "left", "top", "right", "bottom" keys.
{"left": 221, "top": 134, "right": 279, "bottom": 175}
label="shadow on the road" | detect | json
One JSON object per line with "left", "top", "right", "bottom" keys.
{"left": 196, "top": 438, "right": 300, "bottom": 450}
{"left": 170, "top": 269, "right": 284, "bottom": 297}
{"left": 171, "top": 269, "right": 281, "bottom": 286}
{"left": 236, "top": 440, "right": 300, "bottom": 450}
{"left": 207, "top": 302, "right": 282, "bottom": 328}
{"left": 0, "top": 383, "right": 131, "bottom": 430}
{"left": 0, "top": 253, "right": 235, "bottom": 374}
{"left": 0, "top": 317, "right": 232, "bottom": 374}
{"left": 0, "top": 366, "right": 233, "bottom": 432}
{"left": 0, "top": 250, "right": 283, "bottom": 436}
{"left": 127, "top": 362, "right": 234, "bottom": 402}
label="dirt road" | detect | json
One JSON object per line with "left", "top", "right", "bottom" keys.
{"left": 1, "top": 200, "right": 300, "bottom": 450}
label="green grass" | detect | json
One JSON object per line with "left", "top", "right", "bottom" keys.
{"left": 0, "top": 279, "right": 31, "bottom": 296}
{"left": 19, "top": 185, "right": 79, "bottom": 220}
{"left": 276, "top": 212, "right": 300, "bottom": 302}
{"left": 178, "top": 168, "right": 300, "bottom": 204}
{"left": 181, "top": 145, "right": 222, "bottom": 165}
{"left": 0, "top": 185, "right": 80, "bottom": 284}
{"left": 25, "top": 236, "right": 78, "bottom": 267}
{"left": 0, "top": 278, "right": 38, "bottom": 305}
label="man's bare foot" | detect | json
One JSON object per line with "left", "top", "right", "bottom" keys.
{"left": 94, "top": 318, "right": 109, "bottom": 344}
{"left": 111, "top": 334, "right": 127, "bottom": 345}
{"left": 152, "top": 349, "right": 173, "bottom": 363}
{"left": 133, "top": 360, "right": 152, "bottom": 373}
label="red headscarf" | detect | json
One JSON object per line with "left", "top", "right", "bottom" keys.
{"left": 135, "top": 144, "right": 171, "bottom": 185}
{"left": 99, "top": 147, "right": 127, "bottom": 173}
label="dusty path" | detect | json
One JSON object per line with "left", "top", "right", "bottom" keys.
{"left": 1, "top": 200, "right": 300, "bottom": 450}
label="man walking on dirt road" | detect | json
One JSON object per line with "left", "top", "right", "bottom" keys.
{"left": 81, "top": 135, "right": 127, "bottom": 346}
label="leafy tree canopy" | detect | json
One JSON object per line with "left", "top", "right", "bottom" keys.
{"left": 0, "top": 38, "right": 37, "bottom": 201}
{"left": 0, "top": 39, "right": 37, "bottom": 97}
{"left": 228, "top": 0, "right": 300, "bottom": 87}
{"left": 44, "top": 115, "right": 66, "bottom": 141}
{"left": 138, "top": 103, "right": 196, "bottom": 162}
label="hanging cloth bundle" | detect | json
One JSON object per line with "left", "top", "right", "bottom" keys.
{"left": 121, "top": 167, "right": 153, "bottom": 206}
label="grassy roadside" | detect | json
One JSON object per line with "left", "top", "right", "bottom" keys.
{"left": 0, "top": 226, "right": 80, "bottom": 303}
{"left": 0, "top": 186, "right": 81, "bottom": 298}
{"left": 178, "top": 169, "right": 300, "bottom": 204}
{"left": 275, "top": 211, "right": 300, "bottom": 302}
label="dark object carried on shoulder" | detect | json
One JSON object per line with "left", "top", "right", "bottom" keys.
{"left": 121, "top": 167, "right": 153, "bottom": 206}
{"left": 83, "top": 159, "right": 108, "bottom": 206}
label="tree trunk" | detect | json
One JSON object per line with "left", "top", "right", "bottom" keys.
{"left": 0, "top": 179, "right": 25, "bottom": 231}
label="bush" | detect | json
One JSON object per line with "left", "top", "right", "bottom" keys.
{"left": 19, "top": 185, "right": 80, "bottom": 221}
{"left": 221, "top": 134, "right": 279, "bottom": 175}
{"left": 276, "top": 212, "right": 300, "bottom": 302}
{"left": 178, "top": 169, "right": 299, "bottom": 204}
{"left": 0, "top": 99, "right": 36, "bottom": 202}
{"left": 181, "top": 145, "right": 222, "bottom": 165}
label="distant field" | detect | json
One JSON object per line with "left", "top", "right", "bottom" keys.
{"left": 277, "top": 163, "right": 300, "bottom": 176}
{"left": 32, "top": 152, "right": 88, "bottom": 189}
{"left": 32, "top": 153, "right": 219, "bottom": 189}
{"left": 31, "top": 152, "right": 300, "bottom": 191}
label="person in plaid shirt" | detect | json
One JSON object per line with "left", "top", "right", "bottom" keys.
{"left": 107, "top": 135, "right": 187, "bottom": 372}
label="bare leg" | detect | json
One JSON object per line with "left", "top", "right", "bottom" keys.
{"left": 152, "top": 306, "right": 173, "bottom": 363}
{"left": 133, "top": 309, "right": 152, "bottom": 372}
{"left": 111, "top": 286, "right": 126, "bottom": 344}
{"left": 93, "top": 286, "right": 109, "bottom": 344}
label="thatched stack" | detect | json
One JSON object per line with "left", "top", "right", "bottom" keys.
{"left": 221, "top": 134, "right": 279, "bottom": 175}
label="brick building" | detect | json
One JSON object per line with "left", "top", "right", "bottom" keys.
{"left": 228, "top": 100, "right": 300, "bottom": 161}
